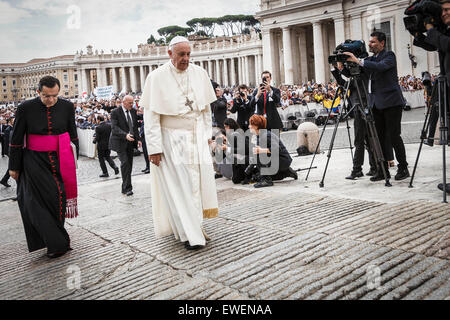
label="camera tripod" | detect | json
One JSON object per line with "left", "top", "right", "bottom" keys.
{"left": 306, "top": 71, "right": 392, "bottom": 188}
{"left": 409, "top": 74, "right": 448, "bottom": 203}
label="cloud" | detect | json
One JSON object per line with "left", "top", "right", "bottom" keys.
{"left": 0, "top": 0, "right": 259, "bottom": 63}
{"left": 0, "top": 1, "right": 32, "bottom": 24}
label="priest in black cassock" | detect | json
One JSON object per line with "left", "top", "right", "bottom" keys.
{"left": 9, "top": 76, "right": 79, "bottom": 259}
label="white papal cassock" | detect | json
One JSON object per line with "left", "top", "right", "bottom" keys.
{"left": 141, "top": 61, "right": 219, "bottom": 246}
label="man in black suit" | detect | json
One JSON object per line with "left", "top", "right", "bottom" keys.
{"left": 0, "top": 119, "right": 11, "bottom": 158}
{"left": 136, "top": 106, "right": 150, "bottom": 174}
{"left": 346, "top": 31, "right": 409, "bottom": 182}
{"left": 250, "top": 71, "right": 283, "bottom": 132}
{"left": 211, "top": 87, "right": 228, "bottom": 129}
{"left": 0, "top": 117, "right": 13, "bottom": 188}
{"left": 109, "top": 95, "right": 141, "bottom": 196}
{"left": 230, "top": 84, "right": 253, "bottom": 132}
{"left": 94, "top": 115, "right": 119, "bottom": 178}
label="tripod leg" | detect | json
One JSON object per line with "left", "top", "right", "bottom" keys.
{"left": 345, "top": 115, "right": 354, "bottom": 162}
{"left": 319, "top": 115, "right": 343, "bottom": 188}
{"left": 306, "top": 86, "right": 345, "bottom": 181}
{"left": 409, "top": 101, "right": 434, "bottom": 188}
{"left": 438, "top": 77, "right": 448, "bottom": 203}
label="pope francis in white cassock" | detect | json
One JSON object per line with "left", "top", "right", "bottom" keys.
{"left": 140, "top": 36, "right": 219, "bottom": 251}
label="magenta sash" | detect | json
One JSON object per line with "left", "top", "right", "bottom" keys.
{"left": 27, "top": 133, "right": 78, "bottom": 219}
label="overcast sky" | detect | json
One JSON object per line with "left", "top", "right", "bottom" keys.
{"left": 0, "top": 0, "right": 258, "bottom": 63}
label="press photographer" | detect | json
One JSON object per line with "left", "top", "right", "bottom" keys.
{"left": 345, "top": 32, "right": 410, "bottom": 182}
{"left": 329, "top": 40, "right": 377, "bottom": 180}
{"left": 407, "top": 0, "right": 450, "bottom": 193}
{"left": 246, "top": 115, "right": 298, "bottom": 188}
{"left": 230, "top": 85, "right": 253, "bottom": 132}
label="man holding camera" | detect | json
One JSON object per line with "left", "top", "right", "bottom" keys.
{"left": 230, "top": 84, "right": 253, "bottom": 132}
{"left": 250, "top": 71, "right": 283, "bottom": 132}
{"left": 413, "top": 0, "right": 450, "bottom": 193}
{"left": 345, "top": 32, "right": 410, "bottom": 182}
{"left": 331, "top": 62, "right": 377, "bottom": 180}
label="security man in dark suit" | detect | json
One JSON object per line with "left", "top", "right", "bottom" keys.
{"left": 345, "top": 31, "right": 409, "bottom": 182}
{"left": 413, "top": 0, "right": 450, "bottom": 193}
{"left": 211, "top": 87, "right": 228, "bottom": 129}
{"left": 94, "top": 115, "right": 119, "bottom": 178}
{"left": 109, "top": 96, "right": 141, "bottom": 196}
{"left": 0, "top": 120, "right": 11, "bottom": 158}
{"left": 250, "top": 71, "right": 283, "bottom": 132}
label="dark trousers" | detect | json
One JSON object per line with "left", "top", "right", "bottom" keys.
{"left": 118, "top": 144, "right": 134, "bottom": 193}
{"left": 141, "top": 135, "right": 150, "bottom": 169}
{"left": 353, "top": 109, "right": 376, "bottom": 172}
{"left": 373, "top": 105, "right": 408, "bottom": 169}
{"left": 98, "top": 149, "right": 117, "bottom": 174}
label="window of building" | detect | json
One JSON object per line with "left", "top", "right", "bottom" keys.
{"left": 12, "top": 80, "right": 16, "bottom": 86}
{"left": 64, "top": 74, "right": 68, "bottom": 82}
{"left": 74, "top": 74, "right": 78, "bottom": 81}
{"left": 65, "top": 92, "right": 69, "bottom": 96}
{"left": 2, "top": 80, "right": 6, "bottom": 87}
{"left": 64, "top": 85, "right": 68, "bottom": 88}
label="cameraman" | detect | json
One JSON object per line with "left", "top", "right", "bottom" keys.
{"left": 413, "top": 0, "right": 450, "bottom": 193}
{"left": 345, "top": 32, "right": 410, "bottom": 182}
{"left": 331, "top": 61, "right": 377, "bottom": 180}
{"left": 230, "top": 85, "right": 253, "bottom": 132}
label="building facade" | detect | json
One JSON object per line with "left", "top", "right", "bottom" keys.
{"left": 0, "top": 0, "right": 441, "bottom": 103}
{"left": 73, "top": 33, "right": 263, "bottom": 96}
{"left": 0, "top": 55, "right": 78, "bottom": 103}
{"left": 256, "top": 0, "right": 440, "bottom": 85}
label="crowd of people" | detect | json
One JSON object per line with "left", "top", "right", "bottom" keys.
{"left": 0, "top": 72, "right": 429, "bottom": 190}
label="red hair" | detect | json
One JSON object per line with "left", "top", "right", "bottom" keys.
{"left": 249, "top": 115, "right": 267, "bottom": 130}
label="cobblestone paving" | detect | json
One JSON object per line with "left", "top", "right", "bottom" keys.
{"left": 1, "top": 108, "right": 449, "bottom": 300}
{"left": 0, "top": 168, "right": 448, "bottom": 300}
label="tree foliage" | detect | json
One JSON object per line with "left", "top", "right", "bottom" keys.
{"left": 148, "top": 14, "right": 260, "bottom": 45}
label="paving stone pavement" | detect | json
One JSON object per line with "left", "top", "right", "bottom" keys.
{"left": 0, "top": 107, "right": 449, "bottom": 300}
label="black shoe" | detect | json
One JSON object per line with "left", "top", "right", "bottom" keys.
{"left": 126, "top": 191, "right": 134, "bottom": 196}
{"left": 0, "top": 180, "right": 11, "bottom": 188}
{"left": 287, "top": 167, "right": 298, "bottom": 180}
{"left": 215, "top": 174, "right": 223, "bottom": 179}
{"left": 395, "top": 168, "right": 410, "bottom": 181}
{"left": 254, "top": 177, "right": 274, "bottom": 188}
{"left": 346, "top": 170, "right": 364, "bottom": 180}
{"left": 47, "top": 251, "right": 69, "bottom": 259}
{"left": 370, "top": 171, "right": 391, "bottom": 182}
{"left": 142, "top": 168, "right": 150, "bottom": 174}
{"left": 366, "top": 168, "right": 377, "bottom": 177}
{"left": 184, "top": 242, "right": 204, "bottom": 251}
{"left": 114, "top": 167, "right": 120, "bottom": 175}
{"left": 241, "top": 177, "right": 251, "bottom": 185}
{"left": 99, "top": 173, "right": 109, "bottom": 178}
{"left": 438, "top": 183, "right": 450, "bottom": 193}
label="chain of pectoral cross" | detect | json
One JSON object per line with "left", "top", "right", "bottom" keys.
{"left": 171, "top": 68, "right": 194, "bottom": 111}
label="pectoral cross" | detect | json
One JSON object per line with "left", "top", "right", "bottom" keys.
{"left": 185, "top": 97, "right": 194, "bottom": 111}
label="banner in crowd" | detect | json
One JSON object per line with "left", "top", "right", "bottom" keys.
{"left": 94, "top": 86, "right": 114, "bottom": 100}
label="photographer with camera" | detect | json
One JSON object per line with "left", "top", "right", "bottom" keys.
{"left": 345, "top": 32, "right": 410, "bottom": 182}
{"left": 250, "top": 71, "right": 283, "bottom": 133}
{"left": 230, "top": 85, "right": 253, "bottom": 132}
{"left": 246, "top": 115, "right": 298, "bottom": 188}
{"left": 410, "top": 0, "right": 450, "bottom": 193}
{"left": 331, "top": 60, "right": 377, "bottom": 180}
